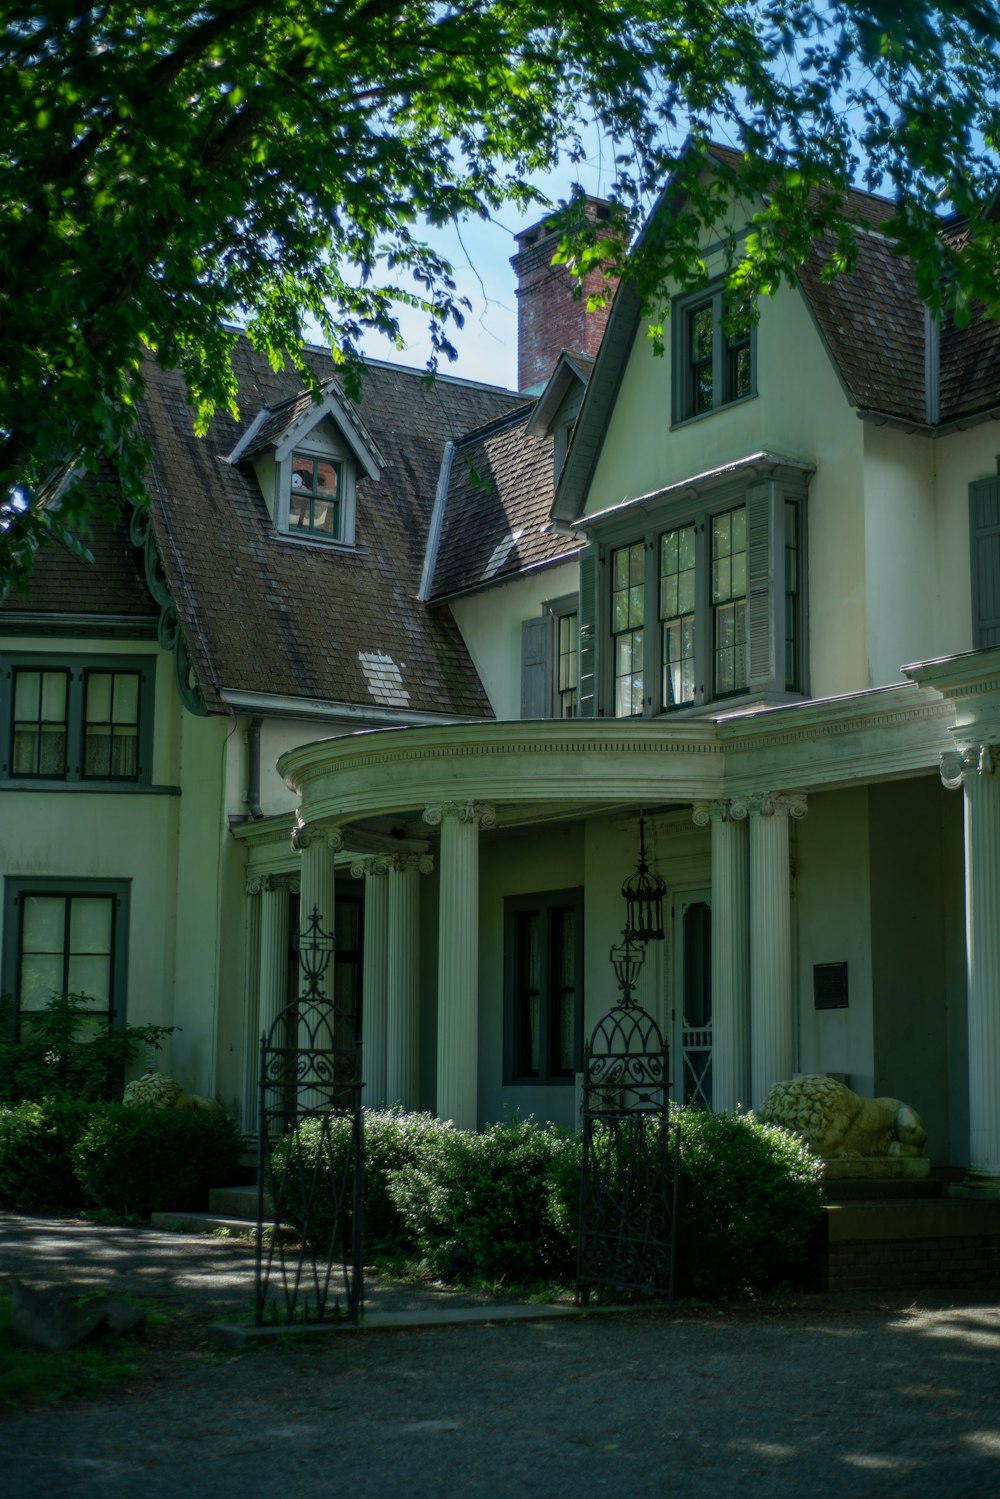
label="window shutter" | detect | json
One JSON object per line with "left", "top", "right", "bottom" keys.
{"left": 746, "top": 483, "right": 773, "bottom": 690}
{"left": 520, "top": 616, "right": 553, "bottom": 718}
{"left": 970, "top": 476, "right": 1000, "bottom": 648}
{"left": 576, "top": 546, "right": 599, "bottom": 717}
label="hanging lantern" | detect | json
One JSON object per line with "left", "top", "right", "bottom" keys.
{"left": 610, "top": 933, "right": 645, "bottom": 1005}
{"left": 621, "top": 812, "right": 666, "bottom": 942}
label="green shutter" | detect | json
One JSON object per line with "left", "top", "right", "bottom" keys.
{"left": 520, "top": 616, "right": 554, "bottom": 718}
{"left": 746, "top": 483, "right": 773, "bottom": 690}
{"left": 970, "top": 476, "right": 1000, "bottom": 648}
{"left": 576, "top": 546, "right": 599, "bottom": 717}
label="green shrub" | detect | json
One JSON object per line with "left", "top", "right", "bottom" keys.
{"left": 388, "top": 1116, "right": 579, "bottom": 1284}
{"left": 72, "top": 1106, "right": 244, "bottom": 1218}
{"left": 0, "top": 991, "right": 175, "bottom": 1103}
{"left": 0, "top": 1098, "right": 98, "bottom": 1212}
{"left": 270, "top": 1108, "right": 455, "bottom": 1256}
{"left": 672, "top": 1106, "right": 824, "bottom": 1299}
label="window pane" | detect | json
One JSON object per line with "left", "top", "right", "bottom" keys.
{"left": 87, "top": 672, "right": 111, "bottom": 720}
{"left": 70, "top": 897, "right": 113, "bottom": 956}
{"left": 22, "top": 896, "right": 65, "bottom": 954}
{"left": 67, "top": 956, "right": 111, "bottom": 1003}
{"left": 690, "top": 307, "right": 713, "bottom": 364}
{"left": 315, "top": 461, "right": 338, "bottom": 498}
{"left": 20, "top": 957, "right": 63, "bottom": 1011}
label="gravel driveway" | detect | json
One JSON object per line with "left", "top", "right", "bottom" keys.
{"left": 2, "top": 1215, "right": 1000, "bottom": 1498}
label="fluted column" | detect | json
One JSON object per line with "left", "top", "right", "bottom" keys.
{"left": 259, "top": 878, "right": 292, "bottom": 1031}
{"left": 423, "top": 801, "right": 496, "bottom": 1130}
{"left": 241, "top": 877, "right": 264, "bottom": 1131}
{"left": 693, "top": 800, "right": 749, "bottom": 1111}
{"left": 942, "top": 745, "right": 1000, "bottom": 1187}
{"left": 386, "top": 854, "right": 432, "bottom": 1110}
{"left": 738, "top": 791, "right": 807, "bottom": 1109}
{"left": 294, "top": 822, "right": 340, "bottom": 1000}
{"left": 352, "top": 857, "right": 390, "bottom": 1109}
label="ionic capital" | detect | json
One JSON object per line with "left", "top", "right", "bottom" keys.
{"left": 691, "top": 798, "right": 743, "bottom": 827}
{"left": 941, "top": 744, "right": 1000, "bottom": 790}
{"left": 423, "top": 800, "right": 497, "bottom": 830}
{"left": 738, "top": 791, "right": 808, "bottom": 820}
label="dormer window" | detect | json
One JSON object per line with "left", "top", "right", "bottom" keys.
{"left": 229, "top": 378, "right": 384, "bottom": 552}
{"left": 289, "top": 453, "right": 343, "bottom": 539}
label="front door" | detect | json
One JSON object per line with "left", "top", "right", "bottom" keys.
{"left": 672, "top": 889, "right": 712, "bottom": 1108}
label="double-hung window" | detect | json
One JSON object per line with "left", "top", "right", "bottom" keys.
{"left": 289, "top": 451, "right": 343, "bottom": 539}
{"left": 520, "top": 595, "right": 579, "bottom": 719}
{"left": 2, "top": 656, "right": 154, "bottom": 785}
{"left": 1, "top": 879, "right": 130, "bottom": 1041}
{"left": 504, "top": 889, "right": 584, "bottom": 1084}
{"left": 673, "top": 284, "right": 756, "bottom": 424}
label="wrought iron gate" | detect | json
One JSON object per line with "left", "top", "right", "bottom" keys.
{"left": 255, "top": 908, "right": 363, "bottom": 1325}
{"left": 577, "top": 941, "right": 678, "bottom": 1301}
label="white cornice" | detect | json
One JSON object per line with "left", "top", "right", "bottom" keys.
{"left": 219, "top": 686, "right": 488, "bottom": 728}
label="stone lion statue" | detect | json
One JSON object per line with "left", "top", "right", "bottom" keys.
{"left": 122, "top": 1072, "right": 223, "bottom": 1113}
{"left": 759, "top": 1075, "right": 928, "bottom": 1159}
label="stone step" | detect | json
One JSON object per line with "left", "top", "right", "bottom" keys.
{"left": 150, "top": 1211, "right": 257, "bottom": 1236}
{"left": 208, "top": 1184, "right": 262, "bottom": 1220}
{"left": 825, "top": 1196, "right": 1000, "bottom": 1242}
{"left": 824, "top": 1176, "right": 946, "bottom": 1201}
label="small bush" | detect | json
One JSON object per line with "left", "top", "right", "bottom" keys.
{"left": 271, "top": 1108, "right": 455, "bottom": 1256}
{"left": 672, "top": 1107, "right": 824, "bottom": 1299}
{"left": 0, "top": 1098, "right": 98, "bottom": 1212}
{"left": 72, "top": 1106, "right": 244, "bottom": 1218}
{"left": 0, "top": 991, "right": 175, "bottom": 1103}
{"left": 388, "top": 1116, "right": 579, "bottom": 1285}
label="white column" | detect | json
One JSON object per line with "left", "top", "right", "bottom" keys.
{"left": 693, "top": 800, "right": 749, "bottom": 1111}
{"left": 294, "top": 823, "right": 339, "bottom": 1000}
{"left": 259, "top": 878, "right": 291, "bottom": 1030}
{"left": 241, "top": 877, "right": 264, "bottom": 1131}
{"left": 353, "top": 857, "right": 389, "bottom": 1109}
{"left": 423, "top": 801, "right": 495, "bottom": 1130}
{"left": 741, "top": 792, "right": 806, "bottom": 1109}
{"left": 942, "top": 745, "right": 1000, "bottom": 1187}
{"left": 386, "top": 854, "right": 431, "bottom": 1111}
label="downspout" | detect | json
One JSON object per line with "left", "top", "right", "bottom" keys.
{"left": 248, "top": 715, "right": 263, "bottom": 820}
{"left": 924, "top": 306, "right": 941, "bottom": 428}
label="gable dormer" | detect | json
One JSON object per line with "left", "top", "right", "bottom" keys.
{"left": 229, "top": 380, "right": 383, "bottom": 548}
{"left": 525, "top": 350, "right": 594, "bottom": 482}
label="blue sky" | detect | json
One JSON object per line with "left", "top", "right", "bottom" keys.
{"left": 353, "top": 137, "right": 626, "bottom": 391}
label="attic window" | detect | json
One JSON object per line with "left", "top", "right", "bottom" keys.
{"left": 289, "top": 453, "right": 343, "bottom": 539}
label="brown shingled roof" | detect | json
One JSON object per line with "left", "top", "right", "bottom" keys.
{"left": 797, "top": 227, "right": 926, "bottom": 423}
{"left": 138, "top": 338, "right": 524, "bottom": 717}
{"left": 941, "top": 301, "right": 1000, "bottom": 423}
{"left": 0, "top": 484, "right": 157, "bottom": 623}
{"left": 428, "top": 406, "right": 584, "bottom": 601}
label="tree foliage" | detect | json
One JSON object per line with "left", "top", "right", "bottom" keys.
{"left": 2, "top": 1, "right": 999, "bottom": 584}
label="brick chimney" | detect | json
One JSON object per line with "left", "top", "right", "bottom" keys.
{"left": 510, "top": 197, "right": 618, "bottom": 394}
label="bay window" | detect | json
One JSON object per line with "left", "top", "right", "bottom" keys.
{"left": 576, "top": 457, "right": 811, "bottom": 718}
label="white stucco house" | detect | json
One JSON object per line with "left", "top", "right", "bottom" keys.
{"left": 5, "top": 155, "right": 1000, "bottom": 1195}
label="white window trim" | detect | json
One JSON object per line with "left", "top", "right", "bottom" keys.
{"left": 273, "top": 424, "right": 358, "bottom": 548}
